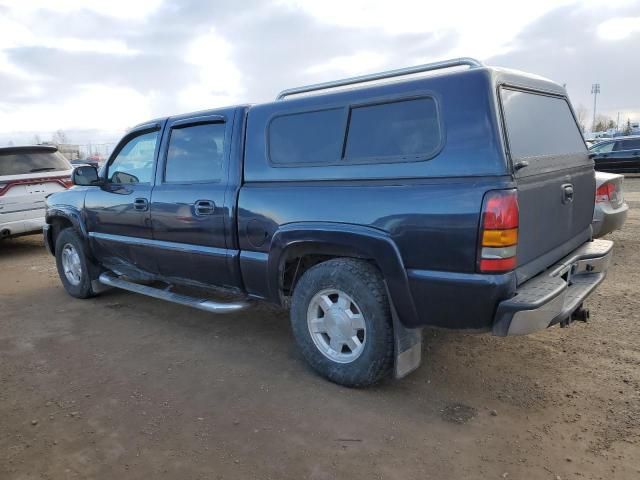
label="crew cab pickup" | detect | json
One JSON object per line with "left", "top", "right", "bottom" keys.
{"left": 44, "top": 58, "right": 613, "bottom": 387}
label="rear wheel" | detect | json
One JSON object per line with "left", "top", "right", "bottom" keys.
{"left": 55, "top": 228, "right": 97, "bottom": 299}
{"left": 290, "top": 258, "right": 394, "bottom": 387}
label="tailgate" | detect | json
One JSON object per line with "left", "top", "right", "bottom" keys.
{"left": 500, "top": 88, "right": 594, "bottom": 284}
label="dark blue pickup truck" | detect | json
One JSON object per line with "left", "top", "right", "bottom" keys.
{"left": 44, "top": 58, "right": 613, "bottom": 387}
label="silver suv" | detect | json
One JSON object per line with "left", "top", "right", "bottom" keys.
{"left": 0, "top": 145, "right": 73, "bottom": 239}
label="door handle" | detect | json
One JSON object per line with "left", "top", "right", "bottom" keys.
{"left": 194, "top": 199, "right": 216, "bottom": 216}
{"left": 561, "top": 184, "right": 574, "bottom": 204}
{"left": 133, "top": 198, "right": 149, "bottom": 211}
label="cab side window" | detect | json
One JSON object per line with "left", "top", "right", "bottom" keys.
{"left": 108, "top": 131, "right": 159, "bottom": 184}
{"left": 164, "top": 123, "right": 225, "bottom": 183}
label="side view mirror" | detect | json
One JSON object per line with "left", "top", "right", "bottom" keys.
{"left": 72, "top": 165, "right": 102, "bottom": 186}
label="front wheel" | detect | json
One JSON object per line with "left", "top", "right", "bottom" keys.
{"left": 54, "top": 228, "right": 97, "bottom": 299}
{"left": 290, "top": 258, "right": 394, "bottom": 387}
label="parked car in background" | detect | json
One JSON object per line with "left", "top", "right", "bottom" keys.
{"left": 71, "top": 159, "right": 99, "bottom": 169}
{"left": 589, "top": 136, "right": 640, "bottom": 173}
{"left": 592, "top": 171, "right": 628, "bottom": 238}
{"left": 1, "top": 145, "right": 73, "bottom": 239}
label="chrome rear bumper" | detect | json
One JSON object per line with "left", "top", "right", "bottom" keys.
{"left": 493, "top": 239, "right": 613, "bottom": 336}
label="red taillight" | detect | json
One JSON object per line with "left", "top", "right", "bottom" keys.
{"left": 595, "top": 182, "right": 615, "bottom": 203}
{"left": 478, "top": 189, "right": 519, "bottom": 273}
{"left": 0, "top": 175, "right": 72, "bottom": 196}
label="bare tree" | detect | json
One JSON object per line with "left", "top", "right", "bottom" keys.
{"left": 593, "top": 114, "right": 613, "bottom": 133}
{"left": 574, "top": 104, "right": 588, "bottom": 132}
{"left": 52, "top": 129, "right": 68, "bottom": 144}
{"left": 623, "top": 119, "right": 633, "bottom": 135}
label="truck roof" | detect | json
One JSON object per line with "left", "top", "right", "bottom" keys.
{"left": 132, "top": 58, "right": 566, "bottom": 130}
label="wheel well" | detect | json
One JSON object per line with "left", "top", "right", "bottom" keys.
{"left": 280, "top": 246, "right": 378, "bottom": 303}
{"left": 50, "top": 217, "right": 73, "bottom": 250}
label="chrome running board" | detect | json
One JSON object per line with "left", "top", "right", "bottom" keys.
{"left": 98, "top": 272, "right": 249, "bottom": 314}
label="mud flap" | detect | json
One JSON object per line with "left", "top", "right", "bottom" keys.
{"left": 390, "top": 300, "right": 423, "bottom": 379}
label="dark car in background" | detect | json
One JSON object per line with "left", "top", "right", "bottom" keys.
{"left": 589, "top": 136, "right": 640, "bottom": 173}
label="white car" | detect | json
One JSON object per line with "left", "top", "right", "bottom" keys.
{"left": 592, "top": 171, "right": 628, "bottom": 238}
{"left": 0, "top": 145, "right": 73, "bottom": 239}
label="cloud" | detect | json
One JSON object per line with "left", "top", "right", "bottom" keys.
{"left": 487, "top": 2, "right": 640, "bottom": 124}
{"left": 305, "top": 52, "right": 387, "bottom": 76}
{"left": 0, "top": 0, "right": 639, "bottom": 141}
{"left": 0, "top": 84, "right": 153, "bottom": 132}
{"left": 597, "top": 16, "right": 640, "bottom": 40}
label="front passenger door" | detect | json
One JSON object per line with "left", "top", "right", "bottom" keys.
{"left": 84, "top": 125, "right": 162, "bottom": 277}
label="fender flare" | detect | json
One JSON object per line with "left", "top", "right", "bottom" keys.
{"left": 268, "top": 222, "right": 420, "bottom": 328}
{"left": 269, "top": 222, "right": 423, "bottom": 378}
{"left": 45, "top": 205, "right": 89, "bottom": 252}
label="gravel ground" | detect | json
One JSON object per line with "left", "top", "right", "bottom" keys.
{"left": 1, "top": 179, "right": 639, "bottom": 480}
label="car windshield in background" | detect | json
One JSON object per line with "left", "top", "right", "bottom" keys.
{"left": 590, "top": 142, "right": 614, "bottom": 153}
{"left": 0, "top": 150, "right": 70, "bottom": 176}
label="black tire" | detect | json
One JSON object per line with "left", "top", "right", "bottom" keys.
{"left": 54, "top": 228, "right": 97, "bottom": 299}
{"left": 290, "top": 258, "right": 394, "bottom": 387}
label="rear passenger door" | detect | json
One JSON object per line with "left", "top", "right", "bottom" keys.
{"left": 150, "top": 110, "right": 237, "bottom": 288}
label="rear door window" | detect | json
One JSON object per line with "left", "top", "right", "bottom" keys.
{"left": 0, "top": 150, "right": 70, "bottom": 176}
{"left": 344, "top": 97, "right": 441, "bottom": 160}
{"left": 500, "top": 88, "right": 586, "bottom": 170}
{"left": 164, "top": 123, "right": 225, "bottom": 183}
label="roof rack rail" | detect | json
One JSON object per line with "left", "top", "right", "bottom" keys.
{"left": 276, "top": 57, "right": 483, "bottom": 100}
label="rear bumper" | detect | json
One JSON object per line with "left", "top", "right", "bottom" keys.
{"left": 492, "top": 239, "right": 613, "bottom": 336}
{"left": 592, "top": 202, "right": 628, "bottom": 238}
{"left": 0, "top": 216, "right": 45, "bottom": 238}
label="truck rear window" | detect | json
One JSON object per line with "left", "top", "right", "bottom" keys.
{"left": 0, "top": 150, "right": 71, "bottom": 176}
{"left": 500, "top": 89, "right": 586, "bottom": 160}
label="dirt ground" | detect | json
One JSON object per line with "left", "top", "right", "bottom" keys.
{"left": 1, "top": 180, "right": 640, "bottom": 480}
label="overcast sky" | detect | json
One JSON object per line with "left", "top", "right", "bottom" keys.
{"left": 1, "top": 0, "right": 639, "bottom": 144}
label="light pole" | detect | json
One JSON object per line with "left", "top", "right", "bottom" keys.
{"left": 591, "top": 83, "right": 600, "bottom": 132}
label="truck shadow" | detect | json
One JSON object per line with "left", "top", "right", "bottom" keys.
{"left": 0, "top": 234, "right": 45, "bottom": 258}
{"left": 90, "top": 287, "right": 553, "bottom": 416}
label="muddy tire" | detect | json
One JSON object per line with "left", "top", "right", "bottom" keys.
{"left": 54, "top": 228, "right": 97, "bottom": 299}
{"left": 290, "top": 258, "right": 394, "bottom": 387}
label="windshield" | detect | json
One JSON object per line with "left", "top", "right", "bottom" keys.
{"left": 0, "top": 150, "right": 71, "bottom": 176}
{"left": 589, "top": 142, "right": 614, "bottom": 154}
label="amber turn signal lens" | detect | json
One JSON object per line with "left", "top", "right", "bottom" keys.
{"left": 482, "top": 228, "right": 518, "bottom": 247}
